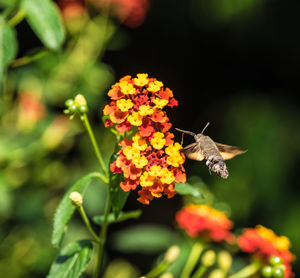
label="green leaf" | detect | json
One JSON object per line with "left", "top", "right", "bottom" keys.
{"left": 22, "top": 0, "right": 65, "bottom": 50}
{"left": 109, "top": 143, "right": 129, "bottom": 219}
{"left": 0, "top": 17, "right": 17, "bottom": 89}
{"left": 51, "top": 172, "right": 98, "bottom": 248}
{"left": 93, "top": 209, "right": 142, "bottom": 226}
{"left": 112, "top": 224, "right": 179, "bottom": 254}
{"left": 47, "top": 240, "right": 93, "bottom": 278}
{"left": 175, "top": 182, "right": 204, "bottom": 200}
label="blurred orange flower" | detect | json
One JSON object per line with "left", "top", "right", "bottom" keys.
{"left": 104, "top": 74, "right": 186, "bottom": 204}
{"left": 18, "top": 92, "right": 46, "bottom": 131}
{"left": 238, "top": 225, "right": 295, "bottom": 278}
{"left": 176, "top": 204, "right": 234, "bottom": 243}
{"left": 89, "top": 0, "right": 149, "bottom": 27}
{"left": 57, "top": 0, "right": 86, "bottom": 19}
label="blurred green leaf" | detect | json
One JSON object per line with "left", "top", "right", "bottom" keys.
{"left": 0, "top": 16, "right": 17, "bottom": 89}
{"left": 175, "top": 182, "right": 204, "bottom": 200}
{"left": 47, "top": 240, "right": 93, "bottom": 278}
{"left": 93, "top": 210, "right": 142, "bottom": 226}
{"left": 22, "top": 0, "right": 65, "bottom": 50}
{"left": 112, "top": 224, "right": 178, "bottom": 254}
{"left": 51, "top": 172, "right": 98, "bottom": 248}
{"left": 109, "top": 143, "right": 129, "bottom": 219}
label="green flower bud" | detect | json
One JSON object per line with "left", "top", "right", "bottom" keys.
{"left": 69, "top": 191, "right": 83, "bottom": 207}
{"left": 165, "top": 246, "right": 180, "bottom": 263}
{"left": 78, "top": 105, "right": 88, "bottom": 114}
{"left": 261, "top": 266, "right": 273, "bottom": 277}
{"left": 68, "top": 104, "right": 78, "bottom": 113}
{"left": 65, "top": 99, "right": 74, "bottom": 107}
{"left": 202, "top": 250, "right": 216, "bottom": 267}
{"left": 269, "top": 256, "right": 283, "bottom": 267}
{"left": 272, "top": 266, "right": 285, "bottom": 278}
{"left": 217, "top": 250, "right": 232, "bottom": 271}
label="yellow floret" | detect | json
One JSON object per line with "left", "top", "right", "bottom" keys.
{"left": 132, "top": 134, "right": 148, "bottom": 151}
{"left": 132, "top": 156, "right": 148, "bottom": 168}
{"left": 148, "top": 80, "right": 163, "bottom": 93}
{"left": 123, "top": 146, "right": 140, "bottom": 160}
{"left": 274, "top": 236, "right": 291, "bottom": 251}
{"left": 140, "top": 172, "right": 154, "bottom": 187}
{"left": 119, "top": 81, "right": 136, "bottom": 95}
{"left": 153, "top": 98, "right": 169, "bottom": 109}
{"left": 138, "top": 105, "right": 154, "bottom": 116}
{"left": 151, "top": 135, "right": 166, "bottom": 150}
{"left": 166, "top": 155, "right": 184, "bottom": 167}
{"left": 128, "top": 112, "right": 143, "bottom": 126}
{"left": 149, "top": 165, "right": 163, "bottom": 176}
{"left": 134, "top": 73, "right": 149, "bottom": 87}
{"left": 165, "top": 143, "right": 182, "bottom": 156}
{"left": 116, "top": 99, "right": 133, "bottom": 112}
{"left": 160, "top": 168, "right": 175, "bottom": 184}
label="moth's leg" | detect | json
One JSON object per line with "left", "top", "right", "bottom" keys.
{"left": 181, "top": 133, "right": 184, "bottom": 145}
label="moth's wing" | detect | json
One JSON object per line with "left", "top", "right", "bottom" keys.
{"left": 215, "top": 142, "right": 247, "bottom": 160}
{"left": 182, "top": 142, "right": 204, "bottom": 161}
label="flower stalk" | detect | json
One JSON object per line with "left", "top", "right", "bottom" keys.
{"left": 93, "top": 191, "right": 112, "bottom": 278}
{"left": 227, "top": 262, "right": 260, "bottom": 278}
{"left": 180, "top": 241, "right": 204, "bottom": 278}
{"left": 82, "top": 113, "right": 109, "bottom": 181}
{"left": 77, "top": 205, "right": 100, "bottom": 243}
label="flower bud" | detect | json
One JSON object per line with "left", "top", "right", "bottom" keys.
{"left": 208, "top": 269, "right": 225, "bottom": 278}
{"left": 69, "top": 191, "right": 83, "bottom": 207}
{"left": 262, "top": 266, "right": 273, "bottom": 277}
{"left": 218, "top": 250, "right": 232, "bottom": 271}
{"left": 164, "top": 246, "right": 180, "bottom": 263}
{"left": 202, "top": 250, "right": 216, "bottom": 267}
{"left": 269, "top": 256, "right": 283, "bottom": 267}
{"left": 272, "top": 266, "right": 285, "bottom": 278}
{"left": 74, "top": 94, "right": 87, "bottom": 106}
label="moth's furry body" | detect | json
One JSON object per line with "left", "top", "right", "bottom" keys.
{"left": 193, "top": 134, "right": 229, "bottom": 179}
{"left": 176, "top": 124, "right": 246, "bottom": 179}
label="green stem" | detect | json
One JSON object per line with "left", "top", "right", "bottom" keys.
{"left": 77, "top": 206, "right": 100, "bottom": 243}
{"left": 8, "top": 9, "right": 26, "bottom": 27}
{"left": 93, "top": 191, "right": 112, "bottom": 278}
{"left": 10, "top": 49, "right": 49, "bottom": 68}
{"left": 227, "top": 262, "right": 260, "bottom": 278}
{"left": 191, "top": 265, "right": 207, "bottom": 278}
{"left": 180, "top": 241, "right": 204, "bottom": 278}
{"left": 82, "top": 114, "right": 109, "bottom": 178}
{"left": 144, "top": 261, "right": 169, "bottom": 278}
{"left": 92, "top": 171, "right": 109, "bottom": 184}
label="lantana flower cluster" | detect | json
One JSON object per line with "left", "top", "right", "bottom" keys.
{"left": 238, "top": 225, "right": 295, "bottom": 278}
{"left": 103, "top": 74, "right": 186, "bottom": 204}
{"left": 176, "top": 204, "right": 234, "bottom": 243}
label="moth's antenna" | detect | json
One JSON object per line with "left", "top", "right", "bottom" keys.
{"left": 175, "top": 128, "right": 196, "bottom": 137}
{"left": 201, "top": 122, "right": 210, "bottom": 134}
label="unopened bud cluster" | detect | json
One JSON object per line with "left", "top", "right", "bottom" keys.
{"left": 262, "top": 256, "right": 285, "bottom": 278}
{"left": 64, "top": 94, "right": 88, "bottom": 115}
{"left": 69, "top": 191, "right": 83, "bottom": 207}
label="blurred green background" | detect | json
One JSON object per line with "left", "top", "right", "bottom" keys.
{"left": 0, "top": 0, "right": 299, "bottom": 277}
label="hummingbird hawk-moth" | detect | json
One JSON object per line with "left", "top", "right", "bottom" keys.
{"left": 175, "top": 123, "right": 247, "bottom": 179}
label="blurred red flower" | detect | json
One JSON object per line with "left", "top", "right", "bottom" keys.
{"left": 90, "top": 0, "right": 149, "bottom": 27}
{"left": 176, "top": 204, "right": 234, "bottom": 243}
{"left": 238, "top": 225, "right": 295, "bottom": 278}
